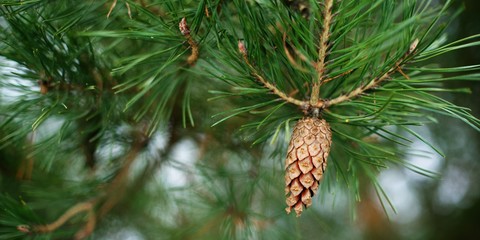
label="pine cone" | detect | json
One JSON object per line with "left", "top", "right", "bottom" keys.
{"left": 285, "top": 117, "right": 332, "bottom": 217}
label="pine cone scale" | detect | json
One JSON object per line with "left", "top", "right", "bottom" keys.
{"left": 298, "top": 157, "right": 313, "bottom": 173}
{"left": 301, "top": 190, "right": 312, "bottom": 207}
{"left": 288, "top": 163, "right": 301, "bottom": 179}
{"left": 284, "top": 117, "right": 332, "bottom": 217}
{"left": 299, "top": 173, "right": 314, "bottom": 188}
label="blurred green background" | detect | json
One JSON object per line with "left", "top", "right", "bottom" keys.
{"left": 364, "top": 0, "right": 480, "bottom": 239}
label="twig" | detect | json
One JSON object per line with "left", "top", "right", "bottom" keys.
{"left": 107, "top": 0, "right": 132, "bottom": 19}
{"left": 73, "top": 208, "right": 96, "bottom": 240}
{"left": 106, "top": 0, "right": 117, "bottom": 18}
{"left": 179, "top": 18, "right": 199, "bottom": 66}
{"left": 205, "top": 6, "right": 210, "bottom": 18}
{"left": 283, "top": 32, "right": 312, "bottom": 72}
{"left": 310, "top": 0, "right": 334, "bottom": 107}
{"left": 321, "top": 39, "right": 419, "bottom": 108}
{"left": 33, "top": 200, "right": 96, "bottom": 234}
{"left": 238, "top": 40, "right": 306, "bottom": 107}
{"left": 25, "top": 129, "right": 148, "bottom": 239}
{"left": 126, "top": 2, "right": 132, "bottom": 19}
{"left": 397, "top": 67, "right": 410, "bottom": 80}
{"left": 321, "top": 69, "right": 353, "bottom": 85}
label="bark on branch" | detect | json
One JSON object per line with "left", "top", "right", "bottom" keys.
{"left": 238, "top": 40, "right": 307, "bottom": 107}
{"left": 310, "top": 0, "right": 334, "bottom": 107}
{"left": 319, "top": 39, "right": 419, "bottom": 108}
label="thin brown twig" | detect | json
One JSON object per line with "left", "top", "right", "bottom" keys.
{"left": 187, "top": 37, "right": 199, "bottom": 65}
{"left": 310, "top": 0, "right": 334, "bottom": 107}
{"left": 320, "top": 39, "right": 419, "bottom": 108}
{"left": 73, "top": 208, "right": 96, "bottom": 240}
{"left": 397, "top": 67, "right": 410, "bottom": 80}
{"left": 126, "top": 2, "right": 132, "bottom": 19}
{"left": 321, "top": 69, "right": 354, "bottom": 85}
{"left": 23, "top": 129, "right": 149, "bottom": 239}
{"left": 238, "top": 41, "right": 307, "bottom": 107}
{"left": 292, "top": 48, "right": 314, "bottom": 68}
{"left": 106, "top": 0, "right": 117, "bottom": 18}
{"left": 205, "top": 6, "right": 211, "bottom": 18}
{"left": 107, "top": 0, "right": 132, "bottom": 19}
{"left": 179, "top": 18, "right": 199, "bottom": 66}
{"left": 33, "top": 200, "right": 96, "bottom": 234}
{"left": 283, "top": 32, "right": 311, "bottom": 73}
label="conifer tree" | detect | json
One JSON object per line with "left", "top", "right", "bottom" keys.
{"left": 0, "top": 0, "right": 479, "bottom": 239}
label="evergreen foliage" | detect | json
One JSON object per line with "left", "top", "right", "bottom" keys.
{"left": 0, "top": 0, "right": 478, "bottom": 239}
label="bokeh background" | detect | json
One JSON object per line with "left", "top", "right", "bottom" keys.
{"left": 362, "top": 0, "right": 480, "bottom": 239}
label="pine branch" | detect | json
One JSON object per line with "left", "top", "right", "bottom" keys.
{"left": 32, "top": 200, "right": 96, "bottom": 240}
{"left": 321, "top": 69, "right": 354, "bottom": 85}
{"left": 283, "top": 32, "right": 312, "bottom": 73}
{"left": 311, "top": 0, "right": 334, "bottom": 107}
{"left": 238, "top": 40, "right": 306, "bottom": 107}
{"left": 323, "top": 39, "right": 419, "bottom": 108}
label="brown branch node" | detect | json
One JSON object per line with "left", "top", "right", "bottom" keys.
{"left": 180, "top": 18, "right": 199, "bottom": 66}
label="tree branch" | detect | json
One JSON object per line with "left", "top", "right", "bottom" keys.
{"left": 238, "top": 40, "right": 306, "bottom": 107}
{"left": 283, "top": 32, "right": 313, "bottom": 73}
{"left": 107, "top": 0, "right": 132, "bottom": 19}
{"left": 321, "top": 69, "right": 354, "bottom": 85}
{"left": 310, "top": 0, "right": 334, "bottom": 107}
{"left": 32, "top": 200, "right": 96, "bottom": 239}
{"left": 321, "top": 39, "right": 419, "bottom": 108}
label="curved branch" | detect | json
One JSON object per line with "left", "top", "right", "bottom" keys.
{"left": 283, "top": 32, "right": 314, "bottom": 72}
{"left": 320, "top": 39, "right": 419, "bottom": 108}
{"left": 32, "top": 200, "right": 96, "bottom": 236}
{"left": 238, "top": 41, "right": 307, "bottom": 107}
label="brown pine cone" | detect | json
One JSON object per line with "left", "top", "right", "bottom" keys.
{"left": 285, "top": 117, "right": 332, "bottom": 217}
